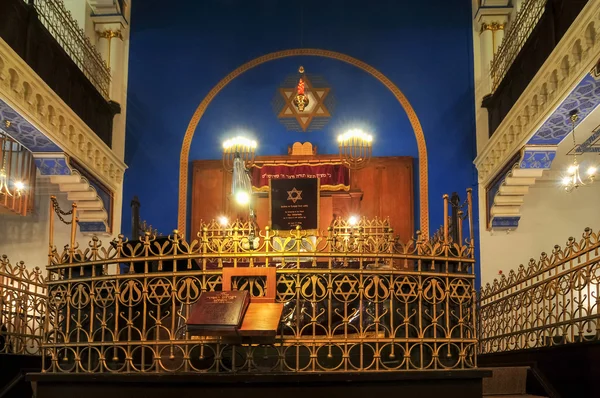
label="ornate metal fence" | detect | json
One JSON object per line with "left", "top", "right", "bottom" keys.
{"left": 41, "top": 190, "right": 476, "bottom": 374}
{"left": 480, "top": 227, "right": 600, "bottom": 354}
{"left": 490, "top": 0, "right": 547, "bottom": 92}
{"left": 0, "top": 255, "right": 46, "bottom": 355}
{"left": 32, "top": 0, "right": 111, "bottom": 99}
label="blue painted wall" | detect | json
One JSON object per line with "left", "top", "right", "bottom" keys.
{"left": 123, "top": 0, "right": 479, "bottom": 274}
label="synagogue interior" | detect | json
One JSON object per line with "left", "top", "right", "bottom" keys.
{"left": 1, "top": 0, "right": 599, "bottom": 397}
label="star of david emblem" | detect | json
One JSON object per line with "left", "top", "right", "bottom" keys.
{"left": 394, "top": 276, "right": 418, "bottom": 301}
{"left": 205, "top": 275, "right": 221, "bottom": 292}
{"left": 275, "top": 75, "right": 333, "bottom": 132}
{"left": 94, "top": 281, "right": 115, "bottom": 307}
{"left": 449, "top": 279, "right": 472, "bottom": 302}
{"left": 148, "top": 279, "right": 172, "bottom": 304}
{"left": 287, "top": 187, "right": 302, "bottom": 203}
{"left": 277, "top": 275, "right": 296, "bottom": 302}
{"left": 333, "top": 275, "right": 360, "bottom": 301}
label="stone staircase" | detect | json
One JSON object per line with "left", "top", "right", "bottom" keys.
{"left": 483, "top": 366, "right": 549, "bottom": 397}
{"left": 48, "top": 170, "right": 109, "bottom": 234}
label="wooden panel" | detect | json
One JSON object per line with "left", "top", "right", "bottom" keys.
{"left": 350, "top": 157, "right": 414, "bottom": 241}
{"left": 222, "top": 267, "right": 277, "bottom": 303}
{"left": 192, "top": 156, "right": 413, "bottom": 241}
{"left": 191, "top": 160, "right": 229, "bottom": 236}
{"left": 380, "top": 158, "right": 413, "bottom": 241}
{"left": 239, "top": 303, "right": 284, "bottom": 337}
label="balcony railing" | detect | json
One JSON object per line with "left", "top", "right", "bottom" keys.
{"left": 0, "top": 256, "right": 46, "bottom": 356}
{"left": 490, "top": 0, "right": 547, "bottom": 93}
{"left": 32, "top": 0, "right": 111, "bottom": 99}
{"left": 483, "top": 0, "right": 590, "bottom": 136}
{"left": 0, "top": 0, "right": 116, "bottom": 146}
{"left": 479, "top": 226, "right": 600, "bottom": 354}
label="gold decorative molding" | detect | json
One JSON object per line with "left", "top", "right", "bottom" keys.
{"left": 99, "top": 29, "right": 123, "bottom": 40}
{"left": 475, "top": 0, "right": 600, "bottom": 186}
{"left": 0, "top": 37, "right": 126, "bottom": 191}
{"left": 178, "top": 48, "right": 430, "bottom": 237}
{"left": 481, "top": 22, "right": 506, "bottom": 33}
{"left": 3, "top": 120, "right": 10, "bottom": 128}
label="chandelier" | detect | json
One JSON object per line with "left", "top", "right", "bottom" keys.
{"left": 0, "top": 131, "right": 25, "bottom": 198}
{"left": 222, "top": 136, "right": 257, "bottom": 173}
{"left": 337, "top": 129, "right": 373, "bottom": 170}
{"left": 562, "top": 110, "right": 597, "bottom": 192}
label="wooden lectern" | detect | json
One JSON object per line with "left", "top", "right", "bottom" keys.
{"left": 222, "top": 267, "right": 283, "bottom": 338}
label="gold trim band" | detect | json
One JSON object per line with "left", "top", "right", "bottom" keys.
{"left": 253, "top": 183, "right": 350, "bottom": 192}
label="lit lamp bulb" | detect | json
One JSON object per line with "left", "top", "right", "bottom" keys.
{"left": 567, "top": 164, "right": 578, "bottom": 175}
{"left": 587, "top": 166, "right": 597, "bottom": 176}
{"left": 13, "top": 181, "right": 25, "bottom": 192}
{"left": 338, "top": 129, "right": 373, "bottom": 170}
{"left": 222, "top": 136, "right": 257, "bottom": 172}
{"left": 348, "top": 215, "right": 359, "bottom": 226}
{"left": 223, "top": 136, "right": 257, "bottom": 150}
{"left": 235, "top": 191, "right": 250, "bottom": 205}
{"left": 218, "top": 216, "right": 229, "bottom": 226}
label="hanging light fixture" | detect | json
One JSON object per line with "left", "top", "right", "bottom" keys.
{"left": 222, "top": 136, "right": 256, "bottom": 173}
{"left": 562, "top": 110, "right": 597, "bottom": 192}
{"left": 293, "top": 66, "right": 309, "bottom": 112}
{"left": 230, "top": 151, "right": 258, "bottom": 249}
{"left": 337, "top": 129, "right": 373, "bottom": 170}
{"left": 0, "top": 130, "right": 26, "bottom": 198}
{"left": 231, "top": 152, "right": 253, "bottom": 206}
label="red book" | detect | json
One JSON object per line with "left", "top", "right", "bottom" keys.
{"left": 186, "top": 291, "right": 250, "bottom": 333}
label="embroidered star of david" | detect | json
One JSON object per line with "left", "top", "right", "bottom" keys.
{"left": 278, "top": 76, "right": 331, "bottom": 132}
{"left": 287, "top": 188, "right": 302, "bottom": 203}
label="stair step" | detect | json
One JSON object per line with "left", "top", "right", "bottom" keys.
{"left": 78, "top": 210, "right": 107, "bottom": 221}
{"left": 482, "top": 366, "right": 529, "bottom": 395}
{"left": 76, "top": 200, "right": 104, "bottom": 210}
{"left": 50, "top": 175, "right": 81, "bottom": 184}
{"left": 59, "top": 182, "right": 90, "bottom": 192}
{"left": 483, "top": 395, "right": 547, "bottom": 397}
{"left": 68, "top": 191, "right": 97, "bottom": 200}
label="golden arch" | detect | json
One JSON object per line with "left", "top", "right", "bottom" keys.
{"left": 179, "top": 48, "right": 429, "bottom": 236}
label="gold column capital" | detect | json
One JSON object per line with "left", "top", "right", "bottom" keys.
{"left": 481, "top": 21, "right": 507, "bottom": 33}
{"left": 99, "top": 30, "right": 123, "bottom": 40}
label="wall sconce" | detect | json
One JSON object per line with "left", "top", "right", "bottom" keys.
{"left": 222, "top": 136, "right": 257, "bottom": 173}
{"left": 338, "top": 129, "right": 373, "bottom": 170}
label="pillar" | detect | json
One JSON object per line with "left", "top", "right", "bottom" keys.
{"left": 480, "top": 23, "right": 494, "bottom": 95}
{"left": 94, "top": 17, "right": 130, "bottom": 239}
{"left": 492, "top": 22, "right": 507, "bottom": 55}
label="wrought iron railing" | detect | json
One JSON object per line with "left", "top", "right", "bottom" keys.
{"left": 40, "top": 190, "right": 476, "bottom": 374}
{"left": 479, "top": 226, "right": 600, "bottom": 354}
{"left": 0, "top": 255, "right": 46, "bottom": 355}
{"left": 490, "top": 0, "right": 547, "bottom": 92}
{"left": 32, "top": 0, "right": 111, "bottom": 99}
